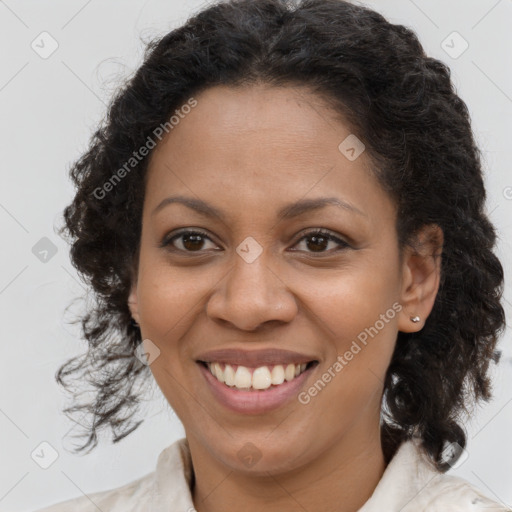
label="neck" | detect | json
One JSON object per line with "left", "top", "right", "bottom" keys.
{"left": 189, "top": 420, "right": 387, "bottom": 512}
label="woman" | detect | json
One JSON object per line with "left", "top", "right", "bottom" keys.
{"left": 36, "top": 0, "right": 510, "bottom": 510}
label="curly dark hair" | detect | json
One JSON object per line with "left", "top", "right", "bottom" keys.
{"left": 57, "top": 0, "right": 506, "bottom": 471}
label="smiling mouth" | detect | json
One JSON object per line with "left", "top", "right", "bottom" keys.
{"left": 197, "top": 360, "right": 318, "bottom": 391}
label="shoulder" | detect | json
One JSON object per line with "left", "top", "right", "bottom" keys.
{"left": 407, "top": 472, "right": 511, "bottom": 511}
{"left": 397, "top": 438, "right": 511, "bottom": 512}
{"left": 32, "top": 437, "right": 193, "bottom": 512}
{"left": 32, "top": 470, "right": 158, "bottom": 512}
{"left": 363, "top": 437, "right": 511, "bottom": 512}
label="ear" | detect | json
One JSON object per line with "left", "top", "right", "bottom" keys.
{"left": 128, "top": 266, "right": 140, "bottom": 324}
{"left": 128, "top": 284, "right": 140, "bottom": 325}
{"left": 397, "top": 223, "right": 443, "bottom": 333}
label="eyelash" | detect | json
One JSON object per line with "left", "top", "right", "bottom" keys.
{"left": 160, "top": 228, "right": 350, "bottom": 255}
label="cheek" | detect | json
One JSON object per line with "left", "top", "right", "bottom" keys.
{"left": 134, "top": 257, "right": 209, "bottom": 413}
{"left": 301, "top": 260, "right": 400, "bottom": 335}
{"left": 300, "top": 278, "right": 399, "bottom": 428}
{"left": 297, "top": 258, "right": 400, "bottom": 383}
{"left": 135, "top": 253, "right": 212, "bottom": 337}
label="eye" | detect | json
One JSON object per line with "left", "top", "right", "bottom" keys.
{"left": 160, "top": 228, "right": 350, "bottom": 255}
{"left": 161, "top": 229, "right": 219, "bottom": 252}
{"left": 291, "top": 229, "right": 350, "bottom": 254}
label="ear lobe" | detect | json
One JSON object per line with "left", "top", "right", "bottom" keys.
{"left": 397, "top": 224, "right": 443, "bottom": 333}
{"left": 128, "top": 285, "right": 140, "bottom": 325}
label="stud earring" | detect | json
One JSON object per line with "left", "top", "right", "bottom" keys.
{"left": 410, "top": 315, "right": 421, "bottom": 323}
{"left": 131, "top": 318, "right": 140, "bottom": 328}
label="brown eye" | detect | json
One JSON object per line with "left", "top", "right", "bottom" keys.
{"left": 292, "top": 229, "right": 350, "bottom": 254}
{"left": 160, "top": 228, "right": 350, "bottom": 255}
{"left": 161, "top": 230, "right": 219, "bottom": 252}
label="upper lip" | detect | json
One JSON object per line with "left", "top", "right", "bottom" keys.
{"left": 195, "top": 348, "right": 318, "bottom": 367}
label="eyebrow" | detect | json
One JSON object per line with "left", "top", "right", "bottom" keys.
{"left": 151, "top": 195, "right": 367, "bottom": 220}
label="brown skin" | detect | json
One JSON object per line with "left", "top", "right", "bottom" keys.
{"left": 128, "top": 84, "right": 443, "bottom": 512}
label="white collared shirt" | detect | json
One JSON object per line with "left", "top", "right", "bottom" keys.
{"left": 35, "top": 436, "right": 510, "bottom": 511}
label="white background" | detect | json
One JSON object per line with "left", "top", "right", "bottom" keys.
{"left": 0, "top": 0, "right": 511, "bottom": 510}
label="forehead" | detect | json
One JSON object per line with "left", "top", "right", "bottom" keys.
{"left": 148, "top": 83, "right": 359, "bottom": 169}
{"left": 144, "top": 84, "right": 394, "bottom": 224}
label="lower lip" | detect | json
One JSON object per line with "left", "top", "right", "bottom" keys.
{"left": 197, "top": 362, "right": 317, "bottom": 414}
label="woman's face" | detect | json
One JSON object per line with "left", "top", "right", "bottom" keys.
{"left": 129, "top": 84, "right": 438, "bottom": 475}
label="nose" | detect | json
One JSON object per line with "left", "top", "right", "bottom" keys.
{"left": 206, "top": 251, "right": 298, "bottom": 331}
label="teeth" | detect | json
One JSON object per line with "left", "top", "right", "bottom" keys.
{"left": 212, "top": 362, "right": 224, "bottom": 383}
{"left": 251, "top": 366, "right": 272, "bottom": 389}
{"left": 271, "top": 364, "right": 285, "bottom": 385}
{"left": 206, "top": 362, "right": 310, "bottom": 390}
{"left": 285, "top": 363, "right": 296, "bottom": 381}
{"left": 234, "top": 366, "right": 252, "bottom": 389}
{"left": 224, "top": 364, "right": 235, "bottom": 386}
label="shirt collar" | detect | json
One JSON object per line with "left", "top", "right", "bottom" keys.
{"left": 152, "top": 436, "right": 456, "bottom": 511}
{"left": 357, "top": 436, "right": 440, "bottom": 511}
